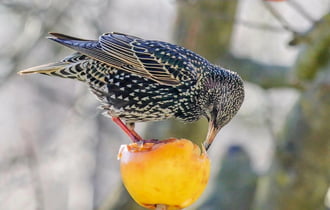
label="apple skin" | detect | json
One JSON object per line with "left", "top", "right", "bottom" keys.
{"left": 118, "top": 139, "right": 211, "bottom": 209}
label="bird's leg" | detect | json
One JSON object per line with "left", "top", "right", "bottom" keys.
{"left": 126, "top": 122, "right": 159, "bottom": 143}
{"left": 112, "top": 117, "right": 142, "bottom": 142}
{"left": 126, "top": 122, "right": 143, "bottom": 141}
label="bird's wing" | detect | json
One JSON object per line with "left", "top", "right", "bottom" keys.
{"left": 48, "top": 33, "right": 126, "bottom": 69}
{"left": 48, "top": 32, "right": 204, "bottom": 86}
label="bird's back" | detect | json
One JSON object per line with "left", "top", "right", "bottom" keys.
{"left": 19, "top": 32, "right": 209, "bottom": 123}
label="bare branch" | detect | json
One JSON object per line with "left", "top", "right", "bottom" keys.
{"left": 287, "top": 0, "right": 317, "bottom": 23}
{"left": 0, "top": 0, "right": 76, "bottom": 88}
{"left": 262, "top": 0, "right": 298, "bottom": 33}
{"left": 220, "top": 54, "right": 300, "bottom": 89}
{"left": 233, "top": 18, "right": 287, "bottom": 32}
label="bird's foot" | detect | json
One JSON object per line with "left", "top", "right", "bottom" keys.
{"left": 137, "top": 139, "right": 160, "bottom": 145}
{"left": 134, "top": 139, "right": 161, "bottom": 150}
{"left": 111, "top": 117, "right": 161, "bottom": 145}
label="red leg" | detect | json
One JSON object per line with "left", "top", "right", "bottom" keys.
{"left": 112, "top": 117, "right": 142, "bottom": 142}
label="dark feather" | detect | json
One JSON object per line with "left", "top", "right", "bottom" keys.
{"left": 47, "top": 32, "right": 204, "bottom": 86}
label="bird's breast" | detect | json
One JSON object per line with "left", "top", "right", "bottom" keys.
{"left": 102, "top": 69, "right": 195, "bottom": 122}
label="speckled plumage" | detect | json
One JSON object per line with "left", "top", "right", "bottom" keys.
{"left": 20, "top": 32, "right": 244, "bottom": 149}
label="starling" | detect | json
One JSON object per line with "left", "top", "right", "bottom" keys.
{"left": 19, "top": 32, "right": 244, "bottom": 150}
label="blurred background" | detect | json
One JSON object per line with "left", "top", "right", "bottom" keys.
{"left": 0, "top": 0, "right": 329, "bottom": 209}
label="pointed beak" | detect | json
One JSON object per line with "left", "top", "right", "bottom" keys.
{"left": 204, "top": 121, "right": 221, "bottom": 151}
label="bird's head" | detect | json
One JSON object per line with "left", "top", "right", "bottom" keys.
{"left": 203, "top": 67, "right": 244, "bottom": 150}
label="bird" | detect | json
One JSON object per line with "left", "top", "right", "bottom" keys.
{"left": 19, "top": 32, "right": 244, "bottom": 150}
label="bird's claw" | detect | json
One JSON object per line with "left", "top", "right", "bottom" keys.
{"left": 136, "top": 139, "right": 159, "bottom": 145}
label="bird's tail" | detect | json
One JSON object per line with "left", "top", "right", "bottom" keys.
{"left": 18, "top": 54, "right": 109, "bottom": 102}
{"left": 18, "top": 61, "right": 85, "bottom": 81}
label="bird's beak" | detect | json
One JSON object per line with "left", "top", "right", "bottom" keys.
{"left": 204, "top": 120, "right": 221, "bottom": 151}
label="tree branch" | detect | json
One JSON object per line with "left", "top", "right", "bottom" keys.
{"left": 219, "top": 54, "right": 299, "bottom": 89}
{"left": 262, "top": 0, "right": 298, "bottom": 33}
{"left": 287, "top": 0, "right": 316, "bottom": 23}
